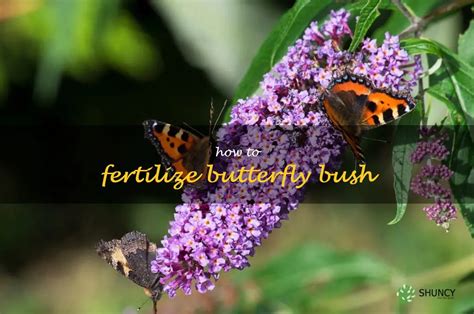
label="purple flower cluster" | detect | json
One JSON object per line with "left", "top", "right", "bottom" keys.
{"left": 410, "top": 127, "right": 450, "bottom": 162}
{"left": 151, "top": 9, "right": 421, "bottom": 297}
{"left": 410, "top": 126, "right": 457, "bottom": 230}
{"left": 152, "top": 124, "right": 344, "bottom": 298}
{"left": 357, "top": 36, "right": 423, "bottom": 91}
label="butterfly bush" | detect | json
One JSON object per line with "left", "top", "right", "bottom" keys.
{"left": 151, "top": 9, "right": 422, "bottom": 297}
{"left": 410, "top": 126, "right": 457, "bottom": 231}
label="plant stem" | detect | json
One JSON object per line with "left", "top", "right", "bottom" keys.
{"left": 399, "top": 0, "right": 474, "bottom": 38}
{"left": 418, "top": 71, "right": 426, "bottom": 125}
{"left": 392, "top": 0, "right": 421, "bottom": 30}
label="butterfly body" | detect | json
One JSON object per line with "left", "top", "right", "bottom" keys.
{"left": 96, "top": 231, "right": 162, "bottom": 312}
{"left": 143, "top": 120, "right": 211, "bottom": 177}
{"left": 321, "top": 73, "right": 415, "bottom": 162}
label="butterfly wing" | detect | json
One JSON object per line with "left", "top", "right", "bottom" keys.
{"left": 96, "top": 231, "right": 163, "bottom": 307}
{"left": 183, "top": 136, "right": 211, "bottom": 175}
{"left": 323, "top": 74, "right": 416, "bottom": 163}
{"left": 143, "top": 120, "right": 210, "bottom": 175}
{"left": 327, "top": 73, "right": 416, "bottom": 128}
{"left": 323, "top": 88, "right": 368, "bottom": 163}
{"left": 361, "top": 91, "right": 416, "bottom": 127}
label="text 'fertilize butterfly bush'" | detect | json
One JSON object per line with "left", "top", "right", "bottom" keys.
{"left": 150, "top": 9, "right": 422, "bottom": 297}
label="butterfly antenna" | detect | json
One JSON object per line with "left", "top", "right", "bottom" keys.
{"left": 211, "top": 99, "right": 228, "bottom": 135}
{"left": 136, "top": 297, "right": 149, "bottom": 312}
{"left": 208, "top": 98, "right": 214, "bottom": 137}
{"left": 153, "top": 301, "right": 158, "bottom": 314}
{"left": 182, "top": 122, "right": 206, "bottom": 138}
{"left": 361, "top": 136, "right": 390, "bottom": 144}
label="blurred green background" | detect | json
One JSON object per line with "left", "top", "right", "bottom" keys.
{"left": 0, "top": 0, "right": 473, "bottom": 313}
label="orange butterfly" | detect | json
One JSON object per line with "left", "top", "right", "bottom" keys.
{"left": 143, "top": 120, "right": 211, "bottom": 177}
{"left": 143, "top": 102, "right": 226, "bottom": 180}
{"left": 321, "top": 73, "right": 415, "bottom": 163}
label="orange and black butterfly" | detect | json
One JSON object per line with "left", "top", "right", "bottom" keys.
{"left": 320, "top": 72, "right": 415, "bottom": 163}
{"left": 143, "top": 103, "right": 226, "bottom": 179}
{"left": 143, "top": 120, "right": 212, "bottom": 177}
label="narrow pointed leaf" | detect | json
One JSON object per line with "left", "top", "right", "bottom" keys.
{"left": 348, "top": 0, "right": 382, "bottom": 52}
{"left": 389, "top": 109, "right": 421, "bottom": 225}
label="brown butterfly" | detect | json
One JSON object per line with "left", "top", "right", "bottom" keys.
{"left": 96, "top": 231, "right": 162, "bottom": 313}
{"left": 321, "top": 72, "right": 415, "bottom": 163}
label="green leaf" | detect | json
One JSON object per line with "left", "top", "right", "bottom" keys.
{"left": 227, "top": 0, "right": 335, "bottom": 116}
{"left": 458, "top": 19, "right": 474, "bottom": 67}
{"left": 454, "top": 19, "right": 474, "bottom": 237}
{"left": 450, "top": 126, "right": 474, "bottom": 237}
{"left": 426, "top": 67, "right": 462, "bottom": 124}
{"left": 32, "top": 0, "right": 157, "bottom": 104}
{"left": 389, "top": 109, "right": 421, "bottom": 225}
{"left": 402, "top": 38, "right": 474, "bottom": 141}
{"left": 34, "top": 0, "right": 79, "bottom": 104}
{"left": 348, "top": 0, "right": 382, "bottom": 52}
{"left": 233, "top": 243, "right": 392, "bottom": 310}
{"left": 348, "top": 0, "right": 397, "bottom": 12}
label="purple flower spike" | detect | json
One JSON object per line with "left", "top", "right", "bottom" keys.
{"left": 152, "top": 9, "right": 421, "bottom": 297}
{"left": 410, "top": 127, "right": 457, "bottom": 231}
